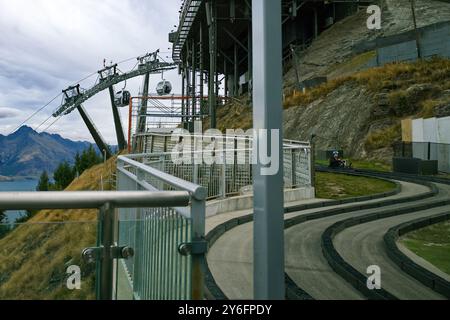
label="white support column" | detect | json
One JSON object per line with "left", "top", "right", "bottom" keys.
{"left": 252, "top": 0, "right": 285, "bottom": 300}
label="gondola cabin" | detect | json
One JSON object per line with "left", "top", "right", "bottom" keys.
{"left": 156, "top": 80, "right": 172, "bottom": 96}
{"left": 114, "top": 90, "right": 131, "bottom": 107}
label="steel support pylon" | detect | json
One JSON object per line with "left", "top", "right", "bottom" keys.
{"left": 108, "top": 86, "right": 126, "bottom": 151}
{"left": 77, "top": 105, "right": 112, "bottom": 159}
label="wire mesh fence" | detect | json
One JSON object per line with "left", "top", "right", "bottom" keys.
{"left": 116, "top": 156, "right": 206, "bottom": 300}
{"left": 127, "top": 136, "right": 312, "bottom": 200}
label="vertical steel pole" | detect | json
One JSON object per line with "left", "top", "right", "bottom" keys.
{"left": 224, "top": 61, "right": 228, "bottom": 98}
{"left": 190, "top": 192, "right": 207, "bottom": 300}
{"left": 310, "top": 137, "right": 316, "bottom": 190}
{"left": 186, "top": 55, "right": 191, "bottom": 125}
{"left": 248, "top": 19, "right": 253, "bottom": 96}
{"left": 410, "top": 0, "right": 422, "bottom": 59}
{"left": 234, "top": 44, "right": 239, "bottom": 96}
{"left": 207, "top": 1, "right": 217, "bottom": 128}
{"left": 182, "top": 66, "right": 186, "bottom": 128}
{"left": 199, "top": 24, "right": 204, "bottom": 116}
{"left": 192, "top": 39, "right": 197, "bottom": 118}
{"left": 97, "top": 203, "right": 115, "bottom": 300}
{"left": 136, "top": 73, "right": 150, "bottom": 151}
{"left": 252, "top": 0, "right": 285, "bottom": 300}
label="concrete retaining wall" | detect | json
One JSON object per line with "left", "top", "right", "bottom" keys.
{"left": 206, "top": 187, "right": 315, "bottom": 217}
{"left": 355, "top": 21, "right": 450, "bottom": 67}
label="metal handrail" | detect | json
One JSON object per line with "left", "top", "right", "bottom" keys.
{"left": 0, "top": 191, "right": 190, "bottom": 210}
{"left": 118, "top": 156, "right": 207, "bottom": 201}
{"left": 0, "top": 189, "right": 193, "bottom": 301}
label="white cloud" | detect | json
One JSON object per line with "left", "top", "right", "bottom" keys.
{"left": 0, "top": 107, "right": 20, "bottom": 119}
{"left": 0, "top": 0, "right": 181, "bottom": 144}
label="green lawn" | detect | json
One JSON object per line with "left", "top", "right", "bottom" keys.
{"left": 401, "top": 221, "right": 450, "bottom": 276}
{"left": 315, "top": 172, "right": 396, "bottom": 200}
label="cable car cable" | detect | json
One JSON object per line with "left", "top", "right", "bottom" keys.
{"left": 9, "top": 93, "right": 63, "bottom": 135}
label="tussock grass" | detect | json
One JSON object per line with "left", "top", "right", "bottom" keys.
{"left": 284, "top": 57, "right": 450, "bottom": 109}
{"left": 0, "top": 156, "right": 117, "bottom": 300}
{"left": 365, "top": 124, "right": 402, "bottom": 152}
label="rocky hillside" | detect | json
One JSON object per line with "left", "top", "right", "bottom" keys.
{"left": 0, "top": 126, "right": 92, "bottom": 178}
{"left": 284, "top": 59, "right": 450, "bottom": 160}
{"left": 284, "top": 0, "right": 450, "bottom": 91}
{"left": 213, "top": 0, "right": 450, "bottom": 163}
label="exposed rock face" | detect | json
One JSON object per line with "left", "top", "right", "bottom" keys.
{"left": 284, "top": 0, "right": 450, "bottom": 93}
{"left": 435, "top": 103, "right": 450, "bottom": 117}
{"left": 282, "top": 0, "right": 450, "bottom": 160}
{"left": 382, "top": 0, "right": 450, "bottom": 36}
{"left": 283, "top": 83, "right": 375, "bottom": 158}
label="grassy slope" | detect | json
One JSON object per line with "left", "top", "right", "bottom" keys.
{"left": 0, "top": 156, "right": 117, "bottom": 300}
{"left": 400, "top": 221, "right": 450, "bottom": 276}
{"left": 316, "top": 172, "right": 396, "bottom": 200}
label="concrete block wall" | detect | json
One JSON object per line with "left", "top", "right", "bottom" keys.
{"left": 360, "top": 21, "right": 450, "bottom": 67}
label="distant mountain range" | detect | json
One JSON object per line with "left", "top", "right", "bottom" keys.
{"left": 0, "top": 126, "right": 93, "bottom": 179}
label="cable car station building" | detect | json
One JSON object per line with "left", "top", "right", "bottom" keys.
{"left": 170, "top": 0, "right": 373, "bottom": 130}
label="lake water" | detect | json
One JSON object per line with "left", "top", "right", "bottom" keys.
{"left": 0, "top": 179, "right": 38, "bottom": 223}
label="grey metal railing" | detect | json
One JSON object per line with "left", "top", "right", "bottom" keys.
{"left": 125, "top": 135, "right": 312, "bottom": 200}
{"left": 0, "top": 191, "right": 191, "bottom": 300}
{"left": 116, "top": 156, "right": 207, "bottom": 300}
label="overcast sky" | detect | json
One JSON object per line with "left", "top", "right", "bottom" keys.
{"left": 0, "top": 0, "right": 182, "bottom": 144}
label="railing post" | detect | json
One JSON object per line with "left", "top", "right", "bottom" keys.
{"left": 310, "top": 143, "right": 315, "bottom": 189}
{"left": 97, "top": 202, "right": 116, "bottom": 300}
{"left": 190, "top": 191, "right": 207, "bottom": 300}
{"left": 220, "top": 149, "right": 227, "bottom": 198}
{"left": 291, "top": 149, "right": 296, "bottom": 188}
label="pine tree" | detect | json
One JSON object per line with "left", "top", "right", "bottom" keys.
{"left": 0, "top": 210, "right": 9, "bottom": 239}
{"left": 53, "top": 161, "right": 75, "bottom": 190}
{"left": 0, "top": 210, "right": 5, "bottom": 223}
{"left": 36, "top": 171, "right": 50, "bottom": 191}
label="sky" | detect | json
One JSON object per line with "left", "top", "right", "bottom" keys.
{"left": 0, "top": 0, "right": 182, "bottom": 144}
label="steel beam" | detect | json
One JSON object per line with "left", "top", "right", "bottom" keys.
{"left": 252, "top": 0, "right": 285, "bottom": 300}
{"left": 138, "top": 72, "right": 150, "bottom": 134}
{"left": 207, "top": 1, "right": 217, "bottom": 129}
{"left": 108, "top": 86, "right": 126, "bottom": 150}
{"left": 181, "top": 66, "right": 186, "bottom": 126}
{"left": 248, "top": 20, "right": 253, "bottom": 94}
{"left": 199, "top": 23, "right": 204, "bottom": 115}
{"left": 134, "top": 72, "right": 150, "bottom": 152}
{"left": 192, "top": 39, "right": 197, "bottom": 118}
{"left": 224, "top": 27, "right": 248, "bottom": 53}
{"left": 186, "top": 49, "right": 191, "bottom": 123}
{"left": 234, "top": 44, "right": 239, "bottom": 96}
{"left": 77, "top": 104, "right": 112, "bottom": 159}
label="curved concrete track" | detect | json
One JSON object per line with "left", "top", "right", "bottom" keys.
{"left": 207, "top": 180, "right": 440, "bottom": 300}
{"left": 334, "top": 204, "right": 450, "bottom": 300}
